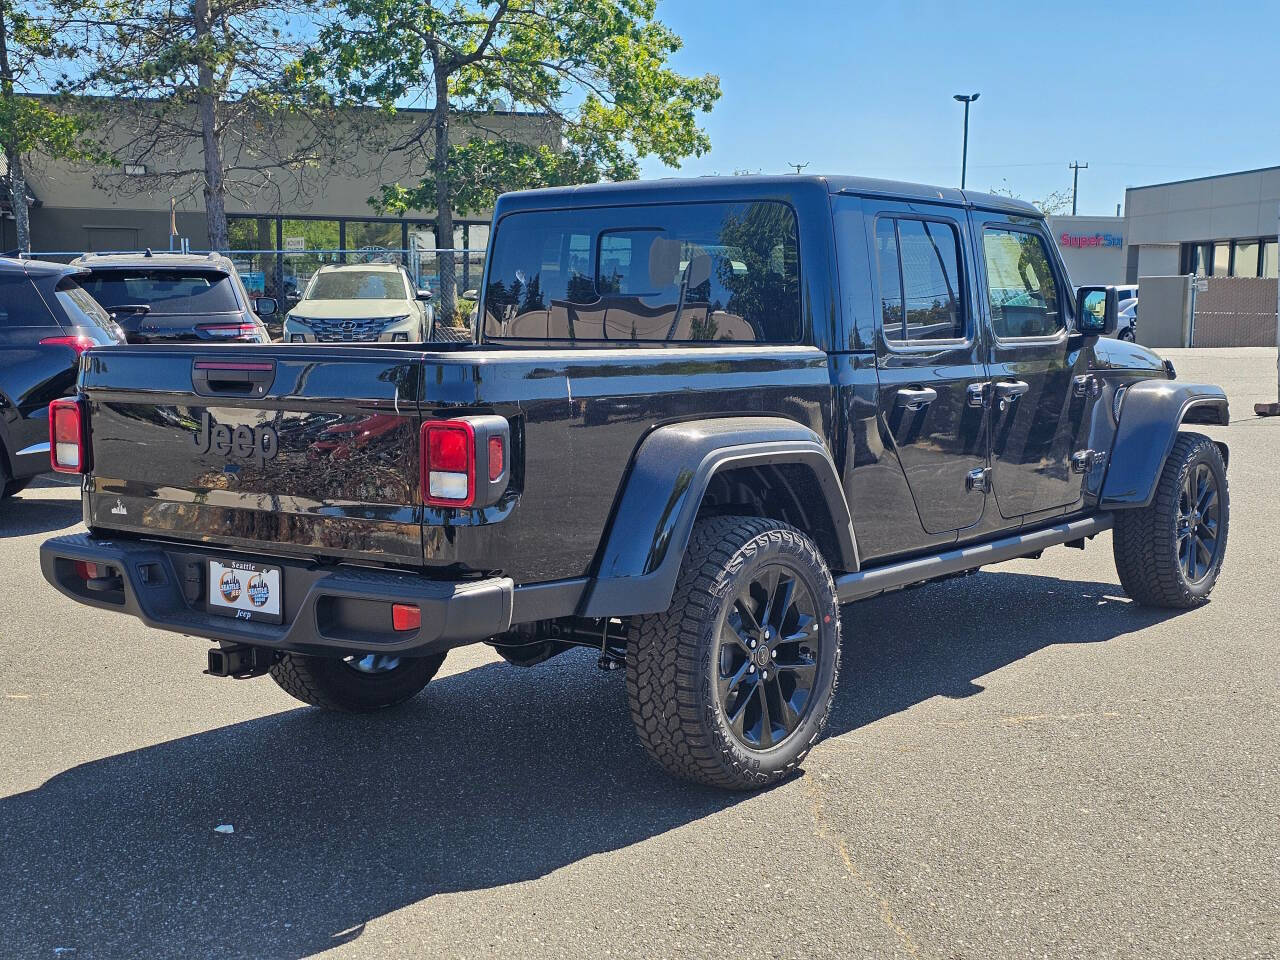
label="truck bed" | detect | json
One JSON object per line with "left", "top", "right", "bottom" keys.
{"left": 79, "top": 342, "right": 834, "bottom": 581}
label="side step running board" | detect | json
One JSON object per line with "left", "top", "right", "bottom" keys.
{"left": 835, "top": 514, "right": 1114, "bottom": 603}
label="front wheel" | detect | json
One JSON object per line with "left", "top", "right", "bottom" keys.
{"left": 270, "top": 651, "right": 446, "bottom": 711}
{"left": 1118, "top": 326, "right": 1136, "bottom": 342}
{"left": 1113, "top": 432, "right": 1228, "bottom": 608}
{"left": 627, "top": 516, "right": 841, "bottom": 790}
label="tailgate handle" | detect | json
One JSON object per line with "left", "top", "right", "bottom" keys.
{"left": 192, "top": 360, "right": 276, "bottom": 398}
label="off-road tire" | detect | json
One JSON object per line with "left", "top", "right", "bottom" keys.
{"left": 270, "top": 652, "right": 446, "bottom": 711}
{"left": 1113, "top": 432, "right": 1228, "bottom": 608}
{"left": 627, "top": 516, "right": 841, "bottom": 790}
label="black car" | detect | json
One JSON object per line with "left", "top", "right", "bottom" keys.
{"left": 41, "top": 175, "right": 1231, "bottom": 790}
{"left": 72, "top": 251, "right": 277, "bottom": 344}
{"left": 0, "top": 257, "right": 124, "bottom": 497}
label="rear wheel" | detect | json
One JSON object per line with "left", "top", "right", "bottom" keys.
{"left": 2, "top": 477, "right": 32, "bottom": 499}
{"left": 1113, "top": 432, "right": 1228, "bottom": 608}
{"left": 1118, "top": 326, "right": 1136, "bottom": 342}
{"left": 627, "top": 516, "right": 840, "bottom": 790}
{"left": 269, "top": 651, "right": 446, "bottom": 711}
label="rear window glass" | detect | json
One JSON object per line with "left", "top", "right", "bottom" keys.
{"left": 307, "top": 270, "right": 407, "bottom": 300}
{"left": 483, "top": 201, "right": 801, "bottom": 343}
{"left": 82, "top": 270, "right": 239, "bottom": 314}
{"left": 54, "top": 278, "right": 115, "bottom": 332}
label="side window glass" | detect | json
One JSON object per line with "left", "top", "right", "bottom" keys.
{"left": 982, "top": 227, "right": 1064, "bottom": 339}
{"left": 874, "top": 216, "right": 965, "bottom": 344}
{"left": 896, "top": 219, "right": 964, "bottom": 341}
{"left": 873, "top": 218, "right": 902, "bottom": 338}
{"left": 0, "top": 275, "right": 54, "bottom": 327}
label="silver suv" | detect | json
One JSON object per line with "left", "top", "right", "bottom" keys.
{"left": 283, "top": 263, "right": 434, "bottom": 343}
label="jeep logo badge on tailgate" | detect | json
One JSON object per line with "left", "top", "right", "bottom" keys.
{"left": 193, "top": 412, "right": 279, "bottom": 465}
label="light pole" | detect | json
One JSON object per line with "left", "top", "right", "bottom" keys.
{"left": 953, "top": 93, "right": 979, "bottom": 189}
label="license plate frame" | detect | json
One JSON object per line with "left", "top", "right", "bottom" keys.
{"left": 207, "top": 559, "right": 284, "bottom": 624}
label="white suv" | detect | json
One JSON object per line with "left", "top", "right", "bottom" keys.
{"left": 283, "top": 263, "right": 433, "bottom": 343}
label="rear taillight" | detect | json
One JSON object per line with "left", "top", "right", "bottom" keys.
{"left": 40, "top": 335, "right": 97, "bottom": 356}
{"left": 49, "top": 398, "right": 87, "bottom": 473}
{"left": 198, "top": 322, "right": 260, "bottom": 339}
{"left": 421, "top": 420, "right": 475, "bottom": 507}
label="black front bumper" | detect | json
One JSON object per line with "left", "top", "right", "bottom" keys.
{"left": 40, "top": 533, "right": 513, "bottom": 655}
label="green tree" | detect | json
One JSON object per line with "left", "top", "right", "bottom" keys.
{"left": 307, "top": 0, "right": 720, "bottom": 317}
{"left": 0, "top": 0, "right": 105, "bottom": 251}
{"left": 82, "top": 0, "right": 346, "bottom": 251}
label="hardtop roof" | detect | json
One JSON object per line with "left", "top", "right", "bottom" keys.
{"left": 495, "top": 174, "right": 1041, "bottom": 218}
{"left": 70, "top": 251, "right": 235, "bottom": 272}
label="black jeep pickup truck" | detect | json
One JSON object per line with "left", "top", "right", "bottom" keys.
{"left": 41, "top": 176, "right": 1230, "bottom": 790}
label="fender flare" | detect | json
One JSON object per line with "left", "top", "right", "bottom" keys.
{"left": 581, "top": 417, "right": 858, "bottom": 618}
{"left": 1100, "top": 380, "right": 1229, "bottom": 509}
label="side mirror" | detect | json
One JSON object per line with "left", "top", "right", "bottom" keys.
{"left": 254, "top": 296, "right": 278, "bottom": 317}
{"left": 416, "top": 288, "right": 432, "bottom": 300}
{"left": 1075, "top": 286, "right": 1117, "bottom": 337}
{"left": 462, "top": 289, "right": 478, "bottom": 301}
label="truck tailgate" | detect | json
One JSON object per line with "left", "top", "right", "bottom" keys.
{"left": 81, "top": 345, "right": 424, "bottom": 565}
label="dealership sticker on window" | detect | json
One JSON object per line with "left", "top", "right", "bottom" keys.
{"left": 208, "top": 559, "right": 283, "bottom": 623}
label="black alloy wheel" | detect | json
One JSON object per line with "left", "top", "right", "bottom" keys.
{"left": 1176, "top": 462, "right": 1222, "bottom": 583}
{"left": 717, "top": 564, "right": 825, "bottom": 750}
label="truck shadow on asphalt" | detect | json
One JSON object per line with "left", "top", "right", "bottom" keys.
{"left": 0, "top": 571, "right": 1188, "bottom": 959}
{"left": 0, "top": 479, "right": 83, "bottom": 538}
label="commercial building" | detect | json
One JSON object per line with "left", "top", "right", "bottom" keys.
{"left": 1124, "top": 165, "right": 1280, "bottom": 281}
{"left": 1046, "top": 215, "right": 1127, "bottom": 286}
{"left": 0, "top": 101, "right": 555, "bottom": 301}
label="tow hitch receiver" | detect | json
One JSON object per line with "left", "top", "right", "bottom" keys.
{"left": 205, "top": 644, "right": 276, "bottom": 679}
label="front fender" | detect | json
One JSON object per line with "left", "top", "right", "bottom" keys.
{"left": 1100, "top": 380, "right": 1229, "bottom": 509}
{"left": 581, "top": 417, "right": 856, "bottom": 618}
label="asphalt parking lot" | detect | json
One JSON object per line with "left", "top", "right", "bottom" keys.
{"left": 0, "top": 347, "right": 1276, "bottom": 960}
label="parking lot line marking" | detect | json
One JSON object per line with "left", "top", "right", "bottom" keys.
{"left": 805, "top": 775, "right": 922, "bottom": 958}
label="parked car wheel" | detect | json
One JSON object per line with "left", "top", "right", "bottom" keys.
{"left": 1113, "top": 432, "right": 1228, "bottom": 608}
{"left": 1118, "top": 326, "right": 1136, "bottom": 342}
{"left": 627, "top": 516, "right": 841, "bottom": 790}
{"left": 269, "top": 651, "right": 447, "bottom": 711}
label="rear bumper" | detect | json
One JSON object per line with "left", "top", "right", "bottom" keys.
{"left": 40, "top": 533, "right": 513, "bottom": 656}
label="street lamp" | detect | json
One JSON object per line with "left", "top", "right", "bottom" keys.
{"left": 953, "top": 93, "right": 980, "bottom": 189}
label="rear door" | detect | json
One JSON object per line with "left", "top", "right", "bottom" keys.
{"left": 82, "top": 345, "right": 424, "bottom": 565}
{"left": 974, "top": 214, "right": 1091, "bottom": 520}
{"left": 870, "top": 199, "right": 988, "bottom": 542}
{"left": 0, "top": 271, "right": 68, "bottom": 470}
{"left": 866, "top": 201, "right": 991, "bottom": 539}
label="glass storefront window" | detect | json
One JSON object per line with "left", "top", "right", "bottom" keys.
{"left": 1212, "top": 241, "right": 1230, "bottom": 277}
{"left": 227, "top": 217, "right": 279, "bottom": 298}
{"left": 346, "top": 220, "right": 404, "bottom": 257}
{"left": 1233, "top": 240, "right": 1259, "bottom": 277}
{"left": 1262, "top": 240, "right": 1278, "bottom": 280}
{"left": 281, "top": 219, "right": 342, "bottom": 302}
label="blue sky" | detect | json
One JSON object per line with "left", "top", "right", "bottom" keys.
{"left": 639, "top": 0, "right": 1278, "bottom": 215}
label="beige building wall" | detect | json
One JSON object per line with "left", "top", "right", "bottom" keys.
{"left": 19, "top": 101, "right": 556, "bottom": 252}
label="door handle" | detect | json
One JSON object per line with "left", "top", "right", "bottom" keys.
{"left": 995, "top": 379, "right": 1030, "bottom": 401}
{"left": 894, "top": 386, "right": 938, "bottom": 411}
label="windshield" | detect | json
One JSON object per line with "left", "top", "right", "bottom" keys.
{"left": 307, "top": 270, "right": 407, "bottom": 300}
{"left": 82, "top": 270, "right": 240, "bottom": 314}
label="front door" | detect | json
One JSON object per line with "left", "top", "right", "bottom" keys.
{"left": 975, "top": 216, "right": 1091, "bottom": 519}
{"left": 869, "top": 204, "right": 990, "bottom": 537}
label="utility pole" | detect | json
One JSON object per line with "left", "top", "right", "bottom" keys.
{"left": 953, "top": 93, "right": 980, "bottom": 188}
{"left": 1069, "top": 161, "right": 1089, "bottom": 215}
{"left": 787, "top": 162, "right": 810, "bottom": 175}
